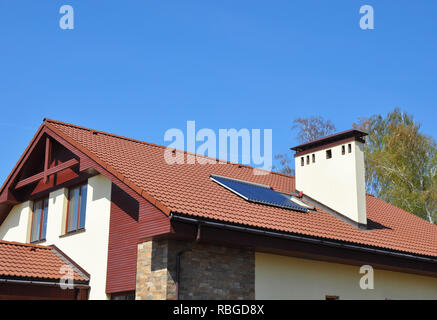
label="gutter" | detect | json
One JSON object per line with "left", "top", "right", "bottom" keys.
{"left": 0, "top": 278, "right": 90, "bottom": 289}
{"left": 169, "top": 213, "right": 437, "bottom": 264}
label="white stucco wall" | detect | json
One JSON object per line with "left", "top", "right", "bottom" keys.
{"left": 295, "top": 141, "right": 367, "bottom": 225}
{"left": 0, "top": 201, "right": 32, "bottom": 243}
{"left": 255, "top": 252, "right": 437, "bottom": 300}
{"left": 0, "top": 174, "right": 112, "bottom": 300}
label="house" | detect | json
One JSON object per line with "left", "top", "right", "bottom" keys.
{"left": 0, "top": 119, "right": 436, "bottom": 300}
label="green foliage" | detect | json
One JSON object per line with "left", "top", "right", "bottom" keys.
{"left": 354, "top": 108, "right": 437, "bottom": 223}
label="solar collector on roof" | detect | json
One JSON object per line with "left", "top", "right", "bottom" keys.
{"left": 210, "top": 175, "right": 308, "bottom": 213}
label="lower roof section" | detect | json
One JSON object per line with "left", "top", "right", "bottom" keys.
{"left": 0, "top": 240, "right": 89, "bottom": 284}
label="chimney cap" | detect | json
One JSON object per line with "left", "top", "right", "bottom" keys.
{"left": 291, "top": 129, "right": 368, "bottom": 153}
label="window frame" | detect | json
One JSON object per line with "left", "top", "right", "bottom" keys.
{"left": 30, "top": 197, "right": 49, "bottom": 243}
{"left": 65, "top": 183, "right": 88, "bottom": 234}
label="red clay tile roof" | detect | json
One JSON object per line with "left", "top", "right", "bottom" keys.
{"left": 0, "top": 240, "right": 88, "bottom": 282}
{"left": 45, "top": 119, "right": 437, "bottom": 258}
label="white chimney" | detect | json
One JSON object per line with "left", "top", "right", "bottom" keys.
{"left": 292, "top": 130, "right": 368, "bottom": 228}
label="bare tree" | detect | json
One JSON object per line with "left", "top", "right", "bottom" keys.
{"left": 274, "top": 116, "right": 336, "bottom": 175}
{"left": 292, "top": 116, "right": 336, "bottom": 144}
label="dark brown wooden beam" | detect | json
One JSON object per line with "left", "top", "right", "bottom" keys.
{"left": 15, "top": 158, "right": 79, "bottom": 190}
{"left": 43, "top": 136, "right": 51, "bottom": 183}
{"left": 0, "top": 189, "right": 18, "bottom": 204}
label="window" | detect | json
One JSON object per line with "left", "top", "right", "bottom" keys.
{"left": 341, "top": 145, "right": 346, "bottom": 155}
{"left": 312, "top": 154, "right": 315, "bottom": 163}
{"left": 66, "top": 184, "right": 88, "bottom": 233}
{"left": 306, "top": 155, "right": 310, "bottom": 165}
{"left": 31, "top": 198, "right": 49, "bottom": 243}
{"left": 348, "top": 143, "right": 352, "bottom": 153}
{"left": 301, "top": 157, "right": 304, "bottom": 166}
{"left": 326, "top": 149, "right": 332, "bottom": 159}
{"left": 111, "top": 291, "right": 136, "bottom": 300}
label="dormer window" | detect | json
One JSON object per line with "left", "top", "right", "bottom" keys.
{"left": 30, "top": 198, "right": 49, "bottom": 243}
{"left": 66, "top": 184, "right": 88, "bottom": 233}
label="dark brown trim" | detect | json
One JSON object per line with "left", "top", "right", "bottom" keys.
{"left": 293, "top": 137, "right": 361, "bottom": 158}
{"left": 50, "top": 245, "right": 90, "bottom": 280}
{"left": 0, "top": 277, "right": 89, "bottom": 289}
{"left": 0, "top": 124, "right": 46, "bottom": 195}
{"left": 15, "top": 158, "right": 79, "bottom": 189}
{"left": 43, "top": 137, "right": 51, "bottom": 183}
{"left": 168, "top": 214, "right": 437, "bottom": 278}
{"left": 291, "top": 129, "right": 367, "bottom": 153}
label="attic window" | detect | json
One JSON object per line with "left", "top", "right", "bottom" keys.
{"left": 326, "top": 149, "right": 332, "bottom": 159}
{"left": 306, "top": 155, "right": 310, "bottom": 165}
{"left": 210, "top": 175, "right": 308, "bottom": 212}
{"left": 301, "top": 157, "right": 304, "bottom": 166}
{"left": 312, "top": 154, "right": 315, "bottom": 163}
{"left": 341, "top": 145, "right": 345, "bottom": 155}
{"left": 348, "top": 144, "right": 352, "bottom": 153}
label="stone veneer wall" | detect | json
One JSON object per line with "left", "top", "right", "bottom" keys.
{"left": 136, "top": 239, "right": 255, "bottom": 300}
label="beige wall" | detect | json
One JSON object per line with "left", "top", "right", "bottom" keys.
{"left": 0, "top": 175, "right": 112, "bottom": 300}
{"left": 255, "top": 252, "right": 437, "bottom": 300}
{"left": 295, "top": 141, "right": 367, "bottom": 225}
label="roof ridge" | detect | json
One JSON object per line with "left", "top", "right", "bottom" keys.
{"left": 44, "top": 118, "right": 294, "bottom": 179}
{"left": 0, "top": 240, "right": 51, "bottom": 250}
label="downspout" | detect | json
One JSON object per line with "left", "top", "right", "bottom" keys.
{"left": 175, "top": 222, "right": 200, "bottom": 300}
{"left": 175, "top": 249, "right": 190, "bottom": 300}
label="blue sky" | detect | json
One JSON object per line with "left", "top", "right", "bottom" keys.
{"left": 1, "top": 1, "right": 436, "bottom": 182}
